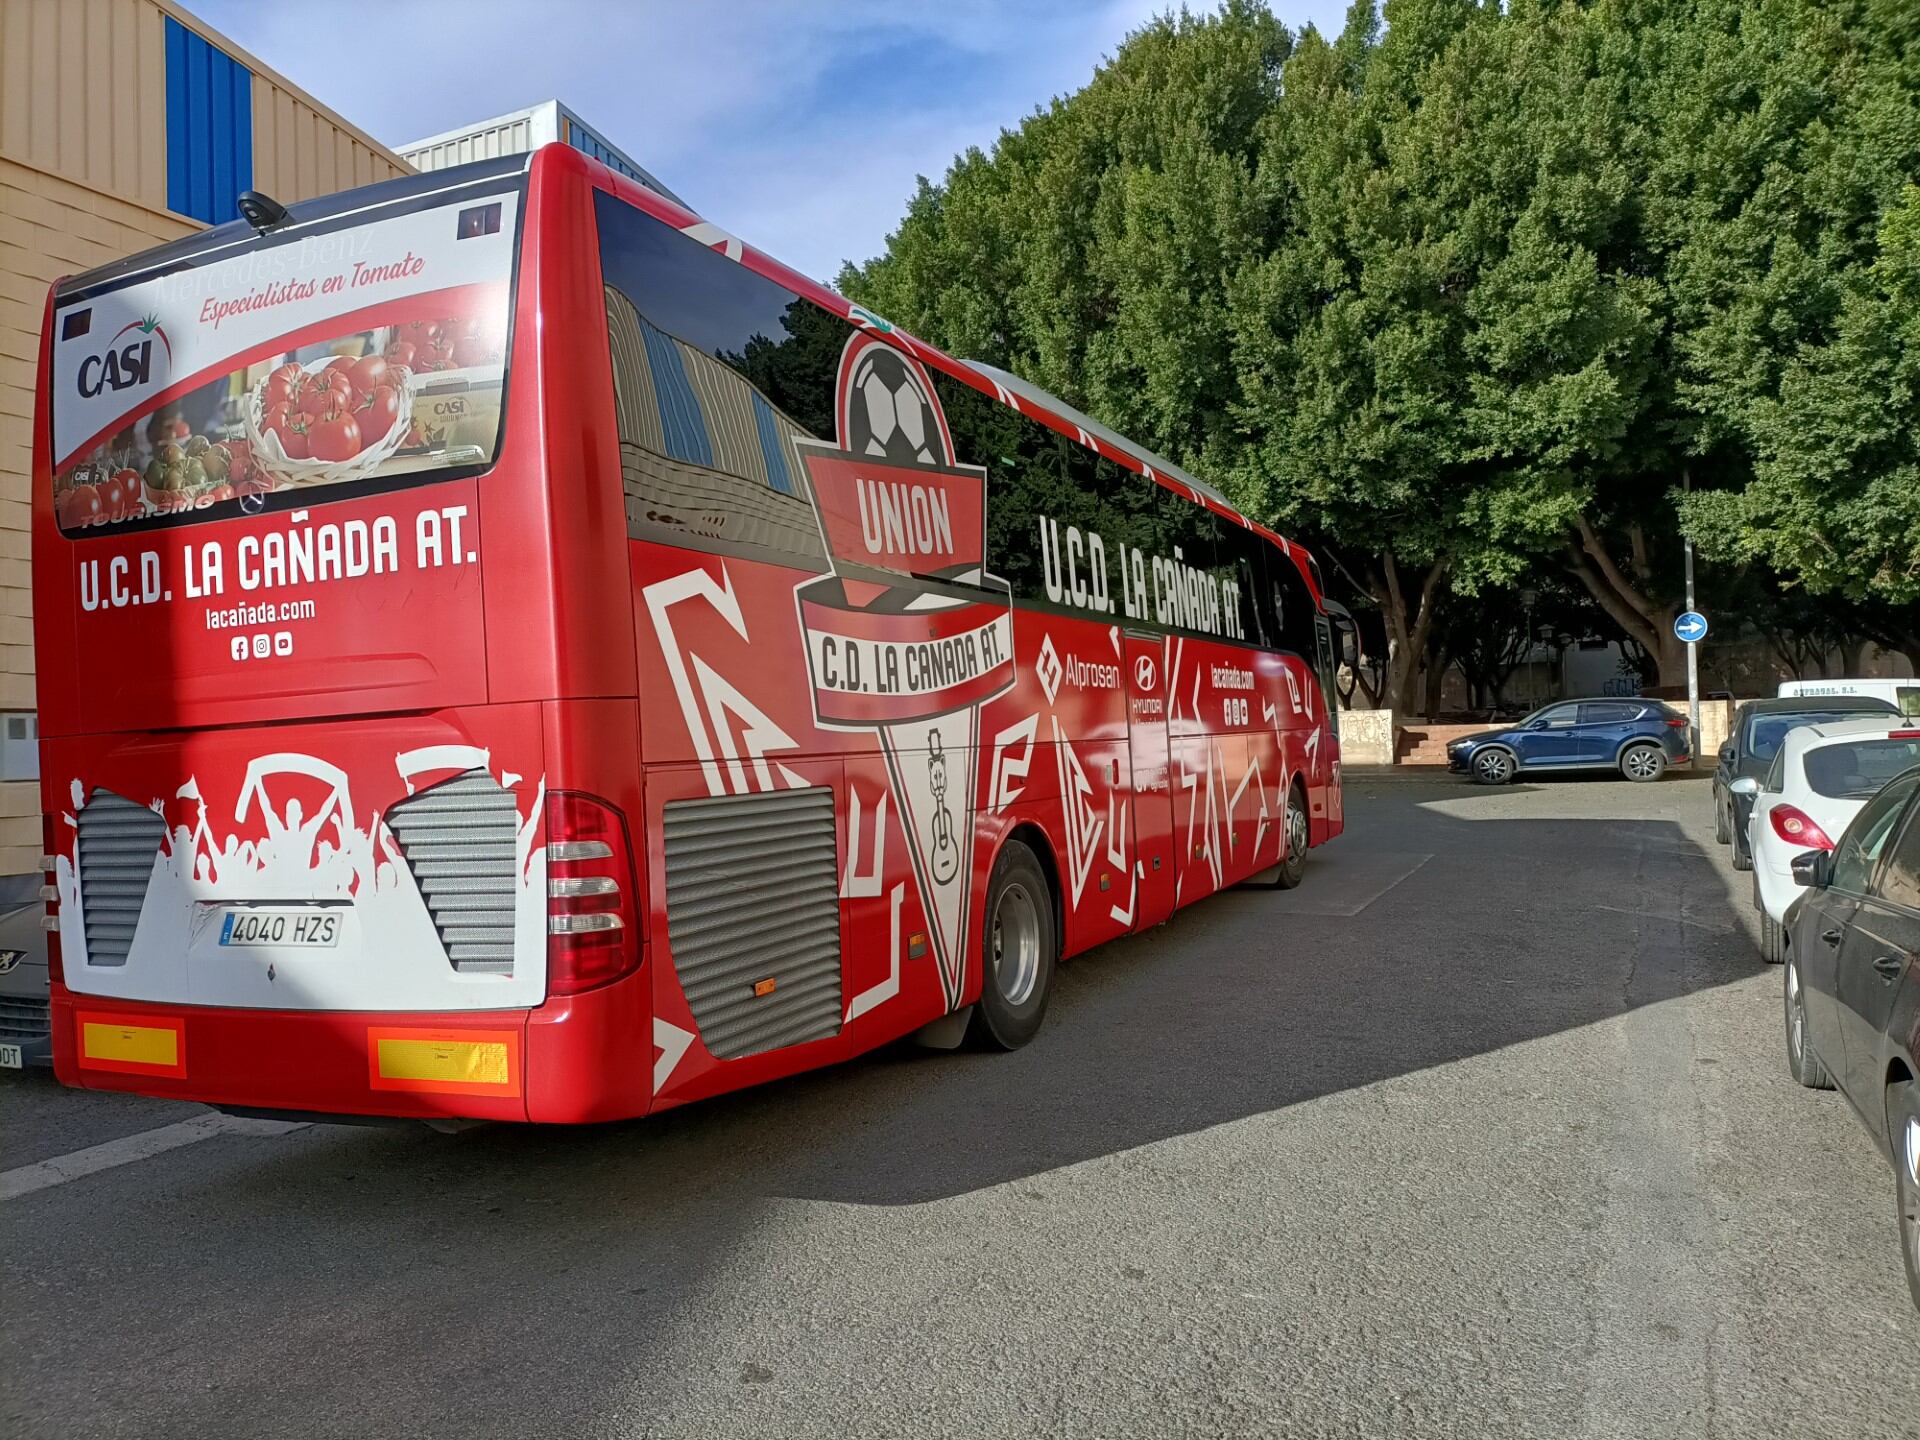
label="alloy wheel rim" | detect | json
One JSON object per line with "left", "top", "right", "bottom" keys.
{"left": 1787, "top": 961, "right": 1806, "bottom": 1058}
{"left": 1626, "top": 748, "right": 1658, "bottom": 778}
{"left": 992, "top": 879, "right": 1041, "bottom": 1007}
{"left": 1288, "top": 796, "right": 1309, "bottom": 863}
{"left": 1477, "top": 752, "right": 1510, "bottom": 783}
{"left": 1905, "top": 1117, "right": 1920, "bottom": 1276}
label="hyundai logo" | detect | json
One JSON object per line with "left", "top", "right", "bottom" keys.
{"left": 1133, "top": 655, "right": 1157, "bottom": 691}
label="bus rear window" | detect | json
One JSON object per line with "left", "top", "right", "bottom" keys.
{"left": 47, "top": 189, "right": 521, "bottom": 536}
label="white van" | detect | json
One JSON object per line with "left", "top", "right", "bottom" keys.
{"left": 1778, "top": 677, "right": 1920, "bottom": 716}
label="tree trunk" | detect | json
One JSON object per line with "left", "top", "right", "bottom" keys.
{"left": 1423, "top": 648, "right": 1449, "bottom": 719}
{"left": 1563, "top": 514, "right": 1688, "bottom": 688}
{"left": 1371, "top": 554, "right": 1449, "bottom": 717}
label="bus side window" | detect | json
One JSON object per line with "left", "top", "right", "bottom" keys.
{"left": 597, "top": 191, "right": 830, "bottom": 567}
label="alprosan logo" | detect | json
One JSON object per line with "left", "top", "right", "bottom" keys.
{"left": 76, "top": 314, "right": 171, "bottom": 398}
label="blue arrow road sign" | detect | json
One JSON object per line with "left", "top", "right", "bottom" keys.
{"left": 1674, "top": 610, "right": 1709, "bottom": 643}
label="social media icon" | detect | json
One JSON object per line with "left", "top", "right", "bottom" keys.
{"left": 230, "top": 636, "right": 248, "bottom": 661}
{"left": 273, "top": 631, "right": 293, "bottom": 657}
{"left": 252, "top": 634, "right": 270, "bottom": 659}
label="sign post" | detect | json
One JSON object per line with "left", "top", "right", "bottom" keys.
{"left": 1675, "top": 601, "right": 1708, "bottom": 760}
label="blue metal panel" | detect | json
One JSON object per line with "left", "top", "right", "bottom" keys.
{"left": 639, "top": 318, "right": 713, "bottom": 467}
{"left": 570, "top": 126, "right": 638, "bottom": 183}
{"left": 751, "top": 394, "right": 795, "bottom": 495}
{"left": 165, "top": 17, "right": 254, "bottom": 225}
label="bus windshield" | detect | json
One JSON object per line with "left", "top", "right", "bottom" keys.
{"left": 47, "top": 185, "right": 521, "bottom": 537}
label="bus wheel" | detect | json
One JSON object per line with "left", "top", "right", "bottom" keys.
{"left": 1273, "top": 781, "right": 1310, "bottom": 890}
{"left": 967, "top": 839, "right": 1056, "bottom": 1051}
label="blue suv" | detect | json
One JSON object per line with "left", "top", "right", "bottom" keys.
{"left": 1447, "top": 699, "right": 1691, "bottom": 785}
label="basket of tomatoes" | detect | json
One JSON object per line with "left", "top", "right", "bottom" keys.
{"left": 246, "top": 352, "right": 415, "bottom": 485}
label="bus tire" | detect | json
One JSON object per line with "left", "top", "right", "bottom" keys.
{"left": 1274, "top": 780, "right": 1310, "bottom": 890}
{"left": 966, "top": 839, "right": 1056, "bottom": 1051}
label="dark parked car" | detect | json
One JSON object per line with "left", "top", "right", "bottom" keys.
{"left": 1446, "top": 698, "right": 1690, "bottom": 785}
{"left": 1781, "top": 763, "right": 1920, "bottom": 1311}
{"left": 1714, "top": 696, "right": 1900, "bottom": 870}
{"left": 0, "top": 899, "right": 50, "bottom": 1069}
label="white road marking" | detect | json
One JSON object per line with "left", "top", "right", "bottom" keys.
{"left": 0, "top": 1113, "right": 307, "bottom": 1202}
{"left": 1266, "top": 851, "right": 1433, "bottom": 917}
{"left": 1589, "top": 903, "right": 1735, "bottom": 935}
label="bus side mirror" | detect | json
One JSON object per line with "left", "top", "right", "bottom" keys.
{"left": 1338, "top": 626, "right": 1358, "bottom": 667}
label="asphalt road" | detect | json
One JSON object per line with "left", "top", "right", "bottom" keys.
{"left": 3, "top": 772, "right": 1916, "bottom": 1439}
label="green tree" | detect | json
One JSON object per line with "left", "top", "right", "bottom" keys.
{"left": 1680, "top": 186, "right": 1920, "bottom": 660}
{"left": 1651, "top": 0, "right": 1920, "bottom": 650}
{"left": 840, "top": 0, "right": 1920, "bottom": 710}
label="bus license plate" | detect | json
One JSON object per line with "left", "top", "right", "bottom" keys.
{"left": 0, "top": 1043, "right": 20, "bottom": 1068}
{"left": 219, "top": 909, "right": 340, "bottom": 949}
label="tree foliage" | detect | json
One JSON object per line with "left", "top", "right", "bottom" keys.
{"left": 840, "top": 0, "right": 1920, "bottom": 708}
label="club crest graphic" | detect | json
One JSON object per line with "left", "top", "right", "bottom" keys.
{"left": 791, "top": 335, "right": 1015, "bottom": 1011}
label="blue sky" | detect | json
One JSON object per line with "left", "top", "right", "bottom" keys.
{"left": 188, "top": 0, "right": 1352, "bottom": 285}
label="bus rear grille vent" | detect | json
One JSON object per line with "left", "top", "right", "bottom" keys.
{"left": 75, "top": 791, "right": 166, "bottom": 968}
{"left": 664, "top": 787, "right": 841, "bottom": 1060}
{"left": 386, "top": 769, "right": 520, "bottom": 975}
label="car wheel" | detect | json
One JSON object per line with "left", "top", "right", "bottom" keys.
{"left": 1713, "top": 794, "right": 1730, "bottom": 845}
{"left": 1892, "top": 1083, "right": 1920, "bottom": 1313}
{"left": 1783, "top": 952, "right": 1833, "bottom": 1089}
{"left": 965, "top": 839, "right": 1056, "bottom": 1051}
{"left": 1733, "top": 829, "right": 1753, "bottom": 872}
{"left": 1472, "top": 748, "right": 1516, "bottom": 786}
{"left": 1620, "top": 743, "right": 1666, "bottom": 783}
{"left": 1754, "top": 876, "right": 1784, "bottom": 965}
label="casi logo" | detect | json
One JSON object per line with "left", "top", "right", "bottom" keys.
{"left": 77, "top": 315, "right": 171, "bottom": 398}
{"left": 1134, "top": 655, "right": 1157, "bottom": 691}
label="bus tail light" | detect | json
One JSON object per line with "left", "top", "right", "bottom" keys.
{"left": 40, "top": 814, "right": 62, "bottom": 986}
{"left": 1770, "top": 804, "right": 1835, "bottom": 852}
{"left": 545, "top": 791, "right": 640, "bottom": 995}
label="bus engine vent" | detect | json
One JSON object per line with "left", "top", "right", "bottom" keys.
{"left": 386, "top": 769, "right": 520, "bottom": 975}
{"left": 74, "top": 791, "right": 166, "bottom": 968}
{"left": 663, "top": 787, "right": 842, "bottom": 1060}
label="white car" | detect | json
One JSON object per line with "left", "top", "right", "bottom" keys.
{"left": 1745, "top": 715, "right": 1920, "bottom": 962}
{"left": 1777, "top": 677, "right": 1920, "bottom": 712}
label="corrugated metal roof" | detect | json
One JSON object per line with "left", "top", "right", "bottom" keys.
{"left": 965, "top": 360, "right": 1234, "bottom": 510}
{"left": 399, "top": 100, "right": 685, "bottom": 207}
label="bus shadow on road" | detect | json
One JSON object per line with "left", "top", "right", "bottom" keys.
{"left": 2, "top": 790, "right": 1772, "bottom": 1438}
{"left": 344, "top": 788, "right": 1763, "bottom": 1212}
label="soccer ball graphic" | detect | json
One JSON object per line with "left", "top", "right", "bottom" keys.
{"left": 847, "top": 346, "right": 942, "bottom": 465}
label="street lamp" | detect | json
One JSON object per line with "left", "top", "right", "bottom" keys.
{"left": 1518, "top": 589, "right": 1538, "bottom": 700}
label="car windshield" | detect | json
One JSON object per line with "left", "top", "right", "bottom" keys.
{"left": 1748, "top": 710, "right": 1889, "bottom": 761}
{"left": 1802, "top": 736, "right": 1920, "bottom": 798}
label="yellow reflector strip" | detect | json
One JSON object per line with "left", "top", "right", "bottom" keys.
{"left": 365, "top": 1027, "right": 521, "bottom": 1099}
{"left": 82, "top": 1021, "right": 178, "bottom": 1069}
{"left": 376, "top": 1038, "right": 509, "bottom": 1087}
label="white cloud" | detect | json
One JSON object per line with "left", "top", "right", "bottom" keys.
{"left": 188, "top": 0, "right": 1349, "bottom": 280}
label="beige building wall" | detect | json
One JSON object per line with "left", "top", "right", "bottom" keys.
{"left": 0, "top": 0, "right": 409, "bottom": 878}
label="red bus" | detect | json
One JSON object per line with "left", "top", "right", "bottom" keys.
{"left": 31, "top": 145, "right": 1345, "bottom": 1124}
